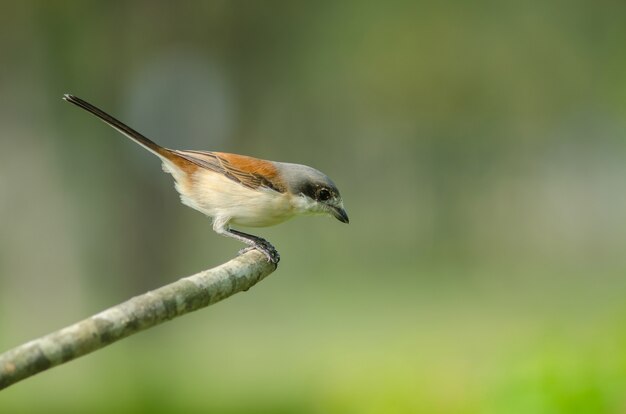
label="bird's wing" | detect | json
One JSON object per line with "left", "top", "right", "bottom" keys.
{"left": 172, "top": 150, "right": 286, "bottom": 193}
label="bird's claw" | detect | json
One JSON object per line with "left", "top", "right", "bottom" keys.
{"left": 238, "top": 240, "right": 280, "bottom": 265}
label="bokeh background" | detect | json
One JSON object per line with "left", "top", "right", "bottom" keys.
{"left": 2, "top": 1, "right": 626, "bottom": 413}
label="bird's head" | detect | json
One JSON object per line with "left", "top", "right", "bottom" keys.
{"left": 278, "top": 163, "right": 349, "bottom": 223}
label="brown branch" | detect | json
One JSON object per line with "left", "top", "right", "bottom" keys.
{"left": 0, "top": 250, "right": 276, "bottom": 390}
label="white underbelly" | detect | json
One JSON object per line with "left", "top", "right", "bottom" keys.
{"left": 170, "top": 166, "right": 295, "bottom": 227}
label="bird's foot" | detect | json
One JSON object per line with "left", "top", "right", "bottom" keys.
{"left": 238, "top": 240, "right": 280, "bottom": 265}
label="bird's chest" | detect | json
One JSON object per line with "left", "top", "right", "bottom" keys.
{"left": 182, "top": 170, "right": 295, "bottom": 227}
{"left": 226, "top": 191, "right": 295, "bottom": 227}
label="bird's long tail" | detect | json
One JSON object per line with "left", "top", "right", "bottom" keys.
{"left": 62, "top": 93, "right": 201, "bottom": 185}
{"left": 63, "top": 94, "right": 172, "bottom": 159}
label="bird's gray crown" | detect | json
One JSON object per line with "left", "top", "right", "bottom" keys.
{"left": 276, "top": 162, "right": 341, "bottom": 201}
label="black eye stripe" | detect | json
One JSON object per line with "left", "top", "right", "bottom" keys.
{"left": 297, "top": 181, "right": 338, "bottom": 201}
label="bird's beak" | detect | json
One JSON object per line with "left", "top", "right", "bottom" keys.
{"left": 331, "top": 206, "right": 350, "bottom": 224}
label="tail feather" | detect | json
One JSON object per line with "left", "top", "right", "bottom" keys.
{"left": 63, "top": 94, "right": 169, "bottom": 159}
{"left": 63, "top": 93, "right": 200, "bottom": 185}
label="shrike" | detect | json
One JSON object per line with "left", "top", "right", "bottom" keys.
{"left": 63, "top": 94, "right": 348, "bottom": 264}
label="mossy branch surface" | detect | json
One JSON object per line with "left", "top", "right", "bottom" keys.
{"left": 0, "top": 250, "right": 276, "bottom": 390}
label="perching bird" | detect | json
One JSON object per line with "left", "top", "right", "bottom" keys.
{"left": 63, "top": 94, "right": 348, "bottom": 264}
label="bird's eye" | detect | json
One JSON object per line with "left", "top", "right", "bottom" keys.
{"left": 318, "top": 188, "right": 331, "bottom": 201}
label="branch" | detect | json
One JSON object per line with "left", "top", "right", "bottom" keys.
{"left": 0, "top": 250, "right": 276, "bottom": 390}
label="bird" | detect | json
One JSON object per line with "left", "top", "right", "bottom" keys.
{"left": 63, "top": 94, "right": 348, "bottom": 264}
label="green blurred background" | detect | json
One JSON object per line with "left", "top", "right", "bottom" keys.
{"left": 2, "top": 1, "right": 626, "bottom": 413}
